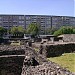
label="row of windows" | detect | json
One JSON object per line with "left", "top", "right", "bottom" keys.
{"left": 0, "top": 16, "right": 24, "bottom": 20}
{"left": 0, "top": 16, "right": 74, "bottom": 24}
{"left": 0, "top": 15, "right": 74, "bottom": 30}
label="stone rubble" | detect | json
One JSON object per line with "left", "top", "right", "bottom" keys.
{"left": 0, "top": 45, "right": 26, "bottom": 55}
{"left": 0, "top": 45, "right": 74, "bottom": 75}
{"left": 21, "top": 47, "right": 74, "bottom": 75}
{"left": 0, "top": 45, "right": 25, "bottom": 51}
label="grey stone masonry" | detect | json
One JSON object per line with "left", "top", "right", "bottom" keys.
{"left": 21, "top": 46, "right": 74, "bottom": 75}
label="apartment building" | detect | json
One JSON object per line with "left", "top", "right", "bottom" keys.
{"left": 0, "top": 15, "right": 75, "bottom": 34}
{"left": 25, "top": 15, "right": 75, "bottom": 34}
{"left": 62, "top": 16, "right": 75, "bottom": 26}
{"left": 25, "top": 15, "right": 51, "bottom": 34}
{"left": 0, "top": 15, "right": 25, "bottom": 29}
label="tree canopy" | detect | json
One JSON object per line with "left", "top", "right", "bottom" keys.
{"left": 0, "top": 27, "right": 7, "bottom": 37}
{"left": 53, "top": 26, "right": 75, "bottom": 36}
{"left": 10, "top": 26, "right": 25, "bottom": 37}
{"left": 26, "top": 23, "right": 40, "bottom": 37}
{"left": 46, "top": 28, "right": 58, "bottom": 35}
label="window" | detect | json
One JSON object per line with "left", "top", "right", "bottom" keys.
{"left": 26, "top": 16, "right": 31, "bottom": 20}
{"left": 0, "top": 17, "right": 2, "bottom": 19}
{"left": 19, "top": 16, "right": 21, "bottom": 19}
{"left": 13, "top": 22, "right": 17, "bottom": 24}
{"left": 22, "top": 16, "right": 24, "bottom": 19}
{"left": 19, "top": 21, "right": 24, "bottom": 23}
{"left": 0, "top": 21, "right": 2, "bottom": 23}
{"left": 13, "top": 16, "right": 18, "bottom": 20}
{"left": 19, "top": 16, "right": 24, "bottom": 20}
{"left": 3, "top": 16, "right": 8, "bottom": 21}
{"left": 26, "top": 21, "right": 31, "bottom": 24}
{"left": 13, "top": 25, "right": 18, "bottom": 27}
{"left": 46, "top": 21, "right": 51, "bottom": 24}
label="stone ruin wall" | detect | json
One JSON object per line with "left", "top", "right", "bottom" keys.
{"left": 0, "top": 45, "right": 74, "bottom": 75}
{"left": 21, "top": 47, "right": 74, "bottom": 75}
{"left": 43, "top": 43, "right": 75, "bottom": 57}
{"left": 33, "top": 43, "right": 75, "bottom": 57}
{"left": 0, "top": 45, "right": 25, "bottom": 75}
{"left": 0, "top": 56, "right": 24, "bottom": 75}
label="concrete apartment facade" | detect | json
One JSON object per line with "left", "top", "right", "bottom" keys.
{"left": 0, "top": 15, "right": 75, "bottom": 34}
{"left": 0, "top": 15, "right": 25, "bottom": 29}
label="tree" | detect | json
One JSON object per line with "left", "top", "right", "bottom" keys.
{"left": 18, "top": 26, "right": 24, "bottom": 33}
{"left": 73, "top": 29, "right": 75, "bottom": 34}
{"left": 10, "top": 26, "right": 25, "bottom": 37}
{"left": 0, "top": 27, "right": 7, "bottom": 37}
{"left": 10, "top": 26, "right": 18, "bottom": 34}
{"left": 53, "top": 26, "right": 73, "bottom": 36}
{"left": 26, "top": 23, "right": 40, "bottom": 37}
{"left": 17, "top": 26, "right": 24, "bottom": 36}
{"left": 46, "top": 28, "right": 58, "bottom": 35}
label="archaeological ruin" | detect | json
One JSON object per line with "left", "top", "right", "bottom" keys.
{"left": 0, "top": 44, "right": 75, "bottom": 75}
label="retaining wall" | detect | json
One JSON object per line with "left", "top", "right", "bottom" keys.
{"left": 21, "top": 47, "right": 74, "bottom": 75}
{"left": 40, "top": 43, "right": 75, "bottom": 57}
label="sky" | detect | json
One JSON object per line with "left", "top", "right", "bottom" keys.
{"left": 74, "top": 0, "right": 75, "bottom": 17}
{"left": 0, "top": 0, "right": 74, "bottom": 17}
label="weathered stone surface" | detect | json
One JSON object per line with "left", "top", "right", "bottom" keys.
{"left": 21, "top": 47, "right": 74, "bottom": 75}
{"left": 59, "top": 34, "right": 75, "bottom": 42}
{"left": 0, "top": 45, "right": 25, "bottom": 75}
{"left": 0, "top": 56, "right": 25, "bottom": 75}
{"left": 39, "top": 43, "right": 75, "bottom": 57}
{"left": 0, "top": 45, "right": 25, "bottom": 55}
{"left": 22, "top": 61, "right": 74, "bottom": 75}
{"left": 0, "top": 45, "right": 74, "bottom": 75}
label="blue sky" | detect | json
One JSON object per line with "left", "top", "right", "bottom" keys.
{"left": 0, "top": 0, "right": 74, "bottom": 17}
{"left": 74, "top": 0, "right": 75, "bottom": 17}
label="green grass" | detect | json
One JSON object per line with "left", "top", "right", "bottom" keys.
{"left": 34, "top": 48, "right": 39, "bottom": 51}
{"left": 48, "top": 53, "right": 75, "bottom": 72}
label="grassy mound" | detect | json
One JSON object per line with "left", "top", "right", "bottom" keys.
{"left": 48, "top": 53, "right": 75, "bottom": 72}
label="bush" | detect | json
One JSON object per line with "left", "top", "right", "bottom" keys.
{"left": 53, "top": 26, "right": 74, "bottom": 36}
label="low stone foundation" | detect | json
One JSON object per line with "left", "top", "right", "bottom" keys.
{"left": 21, "top": 47, "right": 74, "bottom": 75}
{"left": 0, "top": 45, "right": 25, "bottom": 75}
{"left": 0, "top": 56, "right": 24, "bottom": 75}
{"left": 0, "top": 45, "right": 25, "bottom": 55}
{"left": 0, "top": 45, "right": 74, "bottom": 75}
{"left": 39, "top": 43, "right": 75, "bottom": 57}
